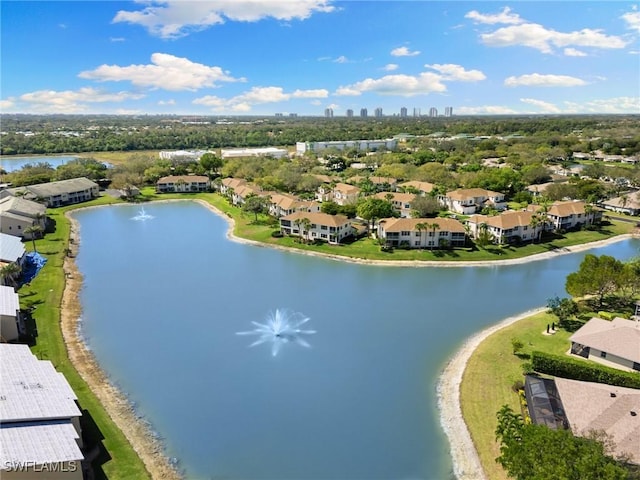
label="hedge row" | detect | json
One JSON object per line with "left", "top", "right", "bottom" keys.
{"left": 531, "top": 351, "right": 640, "bottom": 389}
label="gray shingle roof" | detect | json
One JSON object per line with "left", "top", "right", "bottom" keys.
{"left": 0, "top": 232, "right": 26, "bottom": 263}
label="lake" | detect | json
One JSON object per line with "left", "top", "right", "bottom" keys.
{"left": 0, "top": 155, "right": 79, "bottom": 172}
{"left": 72, "top": 202, "right": 640, "bottom": 480}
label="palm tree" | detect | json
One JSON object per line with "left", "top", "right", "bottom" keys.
{"left": 300, "top": 217, "right": 312, "bottom": 243}
{"left": 23, "top": 225, "right": 43, "bottom": 252}
{"left": 529, "top": 214, "right": 542, "bottom": 243}
{"left": 476, "top": 222, "right": 493, "bottom": 248}
{"left": 415, "top": 222, "right": 428, "bottom": 249}
{"left": 427, "top": 221, "right": 439, "bottom": 251}
{"left": 583, "top": 203, "right": 595, "bottom": 227}
{"left": 0, "top": 262, "right": 21, "bottom": 287}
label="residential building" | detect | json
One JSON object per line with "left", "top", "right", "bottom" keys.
{"left": 324, "top": 108, "right": 334, "bottom": 118}
{"left": 569, "top": 317, "right": 640, "bottom": 372}
{"left": 374, "top": 192, "right": 416, "bottom": 218}
{"left": 438, "top": 188, "right": 507, "bottom": 215}
{"left": 466, "top": 210, "right": 542, "bottom": 244}
{"left": 413, "top": 108, "right": 421, "bottom": 117}
{"left": 0, "top": 285, "right": 20, "bottom": 341}
{"left": 231, "top": 184, "right": 263, "bottom": 206}
{"left": 374, "top": 107, "right": 383, "bottom": 118}
{"left": 159, "top": 150, "right": 211, "bottom": 161}
{"left": 346, "top": 109, "right": 354, "bottom": 118}
{"left": 219, "top": 177, "right": 247, "bottom": 197}
{"left": 280, "top": 212, "right": 352, "bottom": 244}
{"left": 525, "top": 181, "right": 558, "bottom": 197}
{"left": 400, "top": 107, "right": 408, "bottom": 117}
{"left": 360, "top": 108, "right": 368, "bottom": 118}
{"left": 156, "top": 175, "right": 211, "bottom": 193}
{"left": 599, "top": 191, "right": 640, "bottom": 216}
{"left": 0, "top": 232, "right": 26, "bottom": 267}
{"left": 397, "top": 181, "right": 435, "bottom": 195}
{"left": 267, "top": 193, "right": 321, "bottom": 218}
{"left": 444, "top": 106, "right": 453, "bottom": 117}
{"left": 543, "top": 200, "right": 602, "bottom": 231}
{"left": 316, "top": 183, "right": 361, "bottom": 206}
{"left": 0, "top": 344, "right": 84, "bottom": 479}
{"left": 429, "top": 107, "right": 438, "bottom": 117}
{"left": 377, "top": 217, "right": 466, "bottom": 249}
{"left": 220, "top": 147, "right": 288, "bottom": 159}
{"left": 6, "top": 178, "right": 99, "bottom": 208}
{"left": 0, "top": 196, "right": 47, "bottom": 239}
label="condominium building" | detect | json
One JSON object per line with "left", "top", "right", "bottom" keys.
{"left": 374, "top": 107, "right": 383, "bottom": 118}
{"left": 429, "top": 107, "right": 438, "bottom": 118}
{"left": 360, "top": 108, "right": 368, "bottom": 118}
{"left": 324, "top": 108, "right": 334, "bottom": 118}
{"left": 444, "top": 106, "right": 453, "bottom": 117}
{"left": 400, "top": 107, "right": 408, "bottom": 117}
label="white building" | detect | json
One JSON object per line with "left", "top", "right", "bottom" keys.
{"left": 159, "top": 150, "right": 211, "bottom": 161}
{"left": 220, "top": 147, "right": 288, "bottom": 159}
{"left": 0, "top": 344, "right": 84, "bottom": 480}
{"left": 0, "top": 196, "right": 47, "bottom": 239}
{"left": 296, "top": 139, "right": 397, "bottom": 155}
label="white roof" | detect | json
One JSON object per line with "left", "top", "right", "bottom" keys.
{"left": 0, "top": 285, "right": 19, "bottom": 317}
{"left": 0, "top": 344, "right": 80, "bottom": 423}
{"left": 570, "top": 317, "right": 640, "bottom": 364}
{"left": 0, "top": 232, "right": 25, "bottom": 263}
{"left": 0, "top": 421, "right": 83, "bottom": 467}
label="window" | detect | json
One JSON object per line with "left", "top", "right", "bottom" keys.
{"left": 414, "top": 241, "right": 420, "bottom": 246}
{"left": 439, "top": 231, "right": 446, "bottom": 237}
{"left": 600, "top": 351, "right": 607, "bottom": 358}
{"left": 321, "top": 234, "right": 327, "bottom": 239}
{"left": 401, "top": 231, "right": 410, "bottom": 236}
{"left": 415, "top": 231, "right": 421, "bottom": 237}
{"left": 321, "top": 225, "right": 328, "bottom": 230}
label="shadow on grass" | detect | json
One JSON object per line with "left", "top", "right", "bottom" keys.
{"left": 515, "top": 352, "right": 531, "bottom": 360}
{"left": 80, "top": 408, "right": 110, "bottom": 480}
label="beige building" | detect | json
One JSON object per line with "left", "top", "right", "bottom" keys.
{"left": 267, "top": 193, "right": 320, "bottom": 218}
{"left": 280, "top": 212, "right": 352, "bottom": 244}
{"left": 0, "top": 285, "right": 20, "bottom": 342}
{"left": 542, "top": 200, "right": 602, "bottom": 231}
{"left": 397, "top": 181, "right": 435, "bottom": 195}
{"left": 569, "top": 317, "right": 640, "bottom": 372}
{"left": 600, "top": 191, "right": 640, "bottom": 216}
{"left": 0, "top": 344, "right": 84, "bottom": 480}
{"left": 374, "top": 192, "right": 416, "bottom": 218}
{"left": 377, "top": 217, "right": 466, "bottom": 249}
{"left": 6, "top": 178, "right": 99, "bottom": 208}
{"left": 0, "top": 196, "right": 47, "bottom": 239}
{"left": 467, "top": 210, "right": 543, "bottom": 244}
{"left": 156, "top": 175, "right": 211, "bottom": 193}
{"left": 219, "top": 177, "right": 247, "bottom": 196}
{"left": 316, "top": 183, "right": 361, "bottom": 206}
{"left": 438, "top": 188, "right": 506, "bottom": 215}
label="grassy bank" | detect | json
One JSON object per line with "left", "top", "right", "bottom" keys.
{"left": 459, "top": 312, "right": 572, "bottom": 480}
{"left": 20, "top": 194, "right": 151, "bottom": 480}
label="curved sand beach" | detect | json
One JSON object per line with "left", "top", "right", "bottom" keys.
{"left": 60, "top": 199, "right": 638, "bottom": 479}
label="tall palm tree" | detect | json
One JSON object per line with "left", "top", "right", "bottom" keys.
{"left": 0, "top": 262, "right": 21, "bottom": 287}
{"left": 529, "top": 214, "right": 541, "bottom": 243}
{"left": 300, "top": 217, "right": 312, "bottom": 243}
{"left": 428, "top": 221, "right": 439, "bottom": 251}
{"left": 23, "top": 225, "right": 43, "bottom": 252}
{"left": 415, "top": 222, "right": 428, "bottom": 249}
{"left": 583, "top": 203, "right": 595, "bottom": 227}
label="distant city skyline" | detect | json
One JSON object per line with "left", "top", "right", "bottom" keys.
{"left": 1, "top": 2, "right": 639, "bottom": 115}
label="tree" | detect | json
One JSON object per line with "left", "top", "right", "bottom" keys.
{"left": 415, "top": 222, "right": 428, "bottom": 249}
{"left": 410, "top": 195, "right": 441, "bottom": 218}
{"left": 426, "top": 221, "right": 439, "bottom": 250}
{"left": 320, "top": 201, "right": 340, "bottom": 215}
{"left": 300, "top": 217, "right": 312, "bottom": 243}
{"left": 23, "top": 225, "right": 43, "bottom": 252}
{"left": 511, "top": 338, "right": 524, "bottom": 355}
{"left": 476, "top": 222, "right": 494, "bottom": 248}
{"left": 242, "top": 194, "right": 268, "bottom": 222}
{"left": 565, "top": 254, "right": 625, "bottom": 308}
{"left": 0, "top": 262, "right": 21, "bottom": 287}
{"left": 199, "top": 152, "right": 223, "bottom": 175}
{"left": 495, "top": 405, "right": 629, "bottom": 480}
{"left": 356, "top": 197, "right": 395, "bottom": 232}
{"left": 546, "top": 296, "right": 579, "bottom": 326}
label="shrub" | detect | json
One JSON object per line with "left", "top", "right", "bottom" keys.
{"left": 271, "top": 230, "right": 284, "bottom": 238}
{"left": 531, "top": 351, "right": 640, "bottom": 389}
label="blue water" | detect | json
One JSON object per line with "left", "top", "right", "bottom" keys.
{"left": 0, "top": 155, "right": 78, "bottom": 172}
{"left": 72, "top": 202, "right": 640, "bottom": 480}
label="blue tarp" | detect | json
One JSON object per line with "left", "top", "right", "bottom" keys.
{"left": 20, "top": 251, "right": 47, "bottom": 285}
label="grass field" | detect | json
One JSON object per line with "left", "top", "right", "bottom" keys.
{"left": 459, "top": 311, "right": 572, "bottom": 480}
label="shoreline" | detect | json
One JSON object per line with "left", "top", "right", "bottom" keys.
{"left": 58, "top": 198, "right": 637, "bottom": 479}
{"left": 436, "top": 307, "right": 547, "bottom": 480}
{"left": 61, "top": 211, "right": 182, "bottom": 480}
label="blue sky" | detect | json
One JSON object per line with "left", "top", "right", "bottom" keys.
{"left": 1, "top": 1, "right": 639, "bottom": 116}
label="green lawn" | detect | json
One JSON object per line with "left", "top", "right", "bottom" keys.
{"left": 21, "top": 194, "right": 151, "bottom": 480}
{"left": 459, "top": 312, "right": 573, "bottom": 480}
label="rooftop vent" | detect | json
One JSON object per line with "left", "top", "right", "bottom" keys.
{"left": 631, "top": 411, "right": 637, "bottom": 417}
{"left": 610, "top": 392, "right": 617, "bottom": 398}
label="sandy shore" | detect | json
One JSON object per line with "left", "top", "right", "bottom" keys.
{"left": 59, "top": 199, "right": 638, "bottom": 479}
{"left": 61, "top": 212, "right": 181, "bottom": 480}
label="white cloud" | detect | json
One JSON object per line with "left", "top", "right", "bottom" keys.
{"left": 563, "top": 96, "right": 640, "bottom": 114}
{"left": 14, "top": 87, "right": 144, "bottom": 113}
{"left": 520, "top": 98, "right": 561, "bottom": 113}
{"left": 193, "top": 86, "right": 329, "bottom": 112}
{"left": 383, "top": 64, "right": 399, "bottom": 72}
{"left": 334, "top": 56, "right": 349, "bottom": 64}
{"left": 424, "top": 64, "right": 486, "bottom": 81}
{"left": 391, "top": 46, "right": 421, "bottom": 57}
{"left": 504, "top": 73, "right": 587, "bottom": 87}
{"left": 464, "top": 7, "right": 523, "bottom": 25}
{"left": 563, "top": 47, "right": 587, "bottom": 57}
{"left": 335, "top": 63, "right": 485, "bottom": 97}
{"left": 113, "top": 0, "right": 335, "bottom": 39}
{"left": 622, "top": 11, "right": 640, "bottom": 33}
{"left": 158, "top": 99, "right": 176, "bottom": 105}
{"left": 110, "top": 37, "right": 126, "bottom": 42}
{"left": 455, "top": 105, "right": 519, "bottom": 115}
{"left": 480, "top": 23, "right": 627, "bottom": 54}
{"left": 79, "top": 53, "right": 244, "bottom": 91}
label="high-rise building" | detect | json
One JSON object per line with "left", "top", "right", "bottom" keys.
{"left": 275, "top": 113, "right": 283, "bottom": 117}
{"left": 444, "top": 107, "right": 453, "bottom": 117}
{"left": 324, "top": 108, "right": 334, "bottom": 118}
{"left": 429, "top": 107, "right": 438, "bottom": 117}
{"left": 360, "top": 108, "right": 368, "bottom": 118}
{"left": 413, "top": 108, "right": 421, "bottom": 117}
{"left": 374, "top": 107, "right": 383, "bottom": 118}
{"left": 346, "top": 109, "right": 354, "bottom": 118}
{"left": 400, "top": 107, "right": 408, "bottom": 117}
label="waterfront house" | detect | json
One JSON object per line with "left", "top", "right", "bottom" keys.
{"left": 231, "top": 184, "right": 263, "bottom": 206}
{"left": 377, "top": 217, "right": 466, "bottom": 249}
{"left": 6, "top": 177, "right": 99, "bottom": 207}
{"left": 219, "top": 177, "right": 247, "bottom": 196}
{"left": 0, "top": 344, "right": 84, "bottom": 479}
{"left": 267, "top": 193, "right": 321, "bottom": 218}
{"left": 466, "top": 210, "right": 542, "bottom": 244}
{"left": 569, "top": 317, "right": 640, "bottom": 372}
{"left": 316, "top": 183, "right": 361, "bottom": 206}
{"left": 156, "top": 175, "right": 211, "bottom": 193}
{"left": 0, "top": 285, "right": 20, "bottom": 342}
{"left": 374, "top": 192, "right": 416, "bottom": 218}
{"left": 0, "top": 232, "right": 26, "bottom": 268}
{"left": 543, "top": 200, "right": 602, "bottom": 231}
{"left": 0, "top": 196, "right": 47, "bottom": 239}
{"left": 599, "top": 191, "right": 640, "bottom": 216}
{"left": 438, "top": 188, "right": 506, "bottom": 215}
{"left": 280, "top": 212, "right": 352, "bottom": 244}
